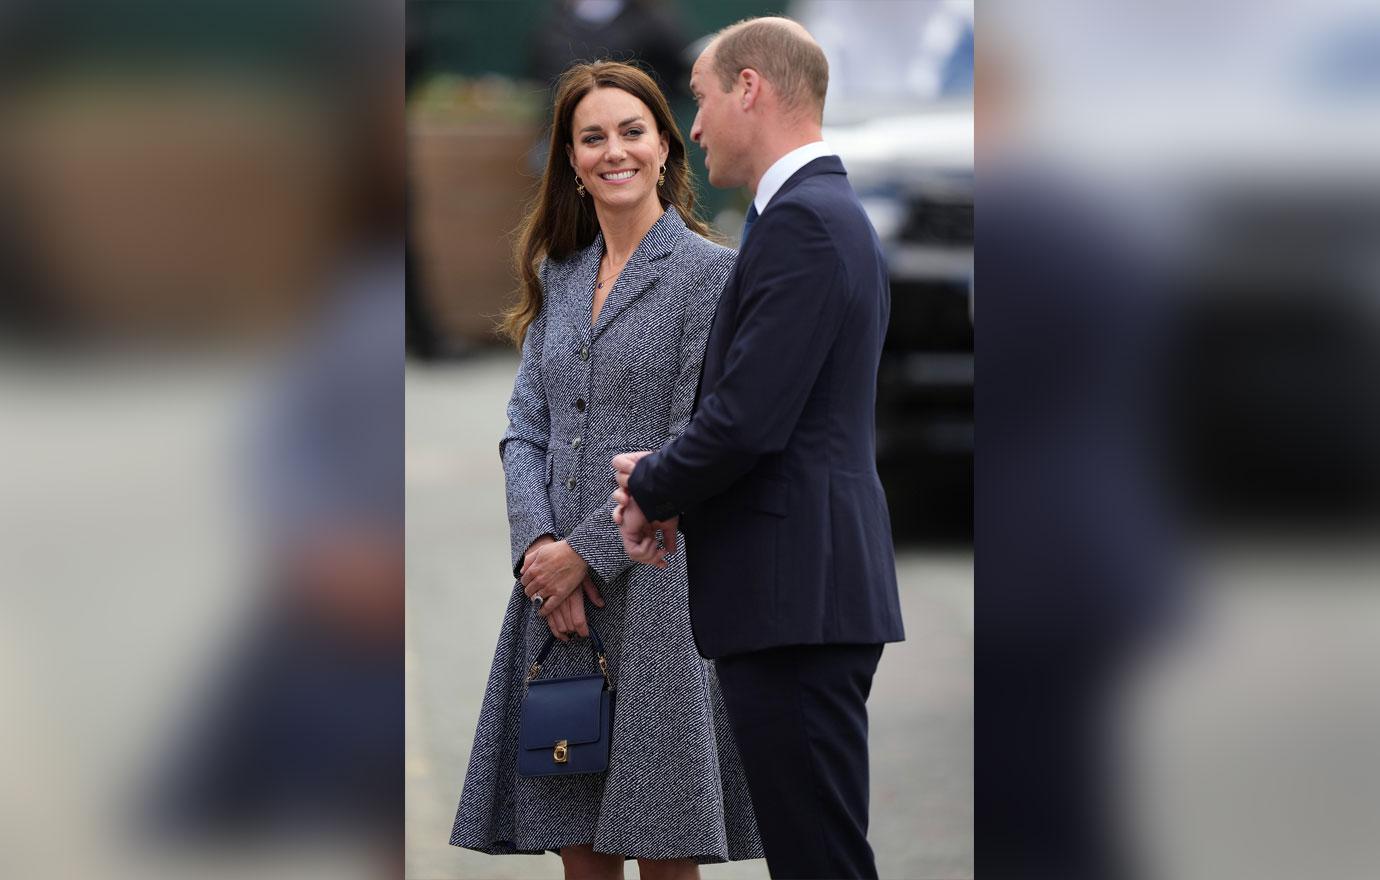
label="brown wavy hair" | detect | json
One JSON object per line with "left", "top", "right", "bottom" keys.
{"left": 501, "top": 60, "right": 712, "bottom": 346}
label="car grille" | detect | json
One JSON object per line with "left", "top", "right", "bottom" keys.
{"left": 900, "top": 197, "right": 973, "bottom": 246}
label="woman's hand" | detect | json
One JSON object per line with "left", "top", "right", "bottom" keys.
{"left": 522, "top": 534, "right": 556, "bottom": 575}
{"left": 543, "top": 574, "right": 600, "bottom": 642}
{"left": 521, "top": 539, "right": 600, "bottom": 620}
{"left": 546, "top": 596, "right": 575, "bottom": 642}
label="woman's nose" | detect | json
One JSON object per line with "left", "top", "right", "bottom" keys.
{"left": 605, "top": 137, "right": 627, "bottom": 160}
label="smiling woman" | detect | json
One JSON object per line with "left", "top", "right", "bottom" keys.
{"left": 499, "top": 61, "right": 712, "bottom": 347}
{"left": 566, "top": 87, "right": 669, "bottom": 318}
{"left": 449, "top": 60, "right": 762, "bottom": 879}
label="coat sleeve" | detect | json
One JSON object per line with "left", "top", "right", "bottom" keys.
{"left": 564, "top": 249, "right": 731, "bottom": 586}
{"left": 500, "top": 277, "right": 558, "bottom": 578}
{"left": 629, "top": 204, "right": 849, "bottom": 521}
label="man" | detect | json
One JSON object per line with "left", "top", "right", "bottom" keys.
{"left": 610, "top": 17, "right": 905, "bottom": 879}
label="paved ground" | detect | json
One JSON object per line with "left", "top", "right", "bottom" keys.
{"left": 406, "top": 354, "right": 973, "bottom": 880}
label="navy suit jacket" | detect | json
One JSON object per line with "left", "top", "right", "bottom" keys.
{"left": 629, "top": 156, "right": 906, "bottom": 659}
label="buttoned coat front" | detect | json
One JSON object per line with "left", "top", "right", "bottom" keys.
{"left": 450, "top": 207, "right": 762, "bottom": 862}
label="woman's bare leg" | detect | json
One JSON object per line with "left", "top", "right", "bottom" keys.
{"left": 636, "top": 857, "right": 700, "bottom": 880}
{"left": 559, "top": 844, "right": 624, "bottom": 880}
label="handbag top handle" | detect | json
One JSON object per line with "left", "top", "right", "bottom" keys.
{"left": 526, "top": 621, "right": 611, "bottom": 689}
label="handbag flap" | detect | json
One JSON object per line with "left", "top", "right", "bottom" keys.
{"left": 520, "top": 675, "right": 606, "bottom": 749}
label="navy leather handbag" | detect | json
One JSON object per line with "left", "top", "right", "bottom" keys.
{"left": 517, "top": 622, "right": 616, "bottom": 777}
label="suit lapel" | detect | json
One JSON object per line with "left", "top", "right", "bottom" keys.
{"left": 691, "top": 159, "right": 844, "bottom": 403}
{"left": 590, "top": 206, "right": 685, "bottom": 341}
{"left": 733, "top": 156, "right": 845, "bottom": 264}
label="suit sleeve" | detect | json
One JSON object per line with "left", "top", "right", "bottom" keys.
{"left": 500, "top": 277, "right": 558, "bottom": 578}
{"left": 564, "top": 250, "right": 732, "bottom": 584}
{"left": 629, "top": 204, "right": 848, "bottom": 521}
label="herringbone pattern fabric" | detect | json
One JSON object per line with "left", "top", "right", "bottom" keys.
{"left": 450, "top": 207, "right": 763, "bottom": 862}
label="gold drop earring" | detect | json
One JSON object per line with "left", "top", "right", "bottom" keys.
{"left": 657, "top": 165, "right": 666, "bottom": 187}
{"left": 576, "top": 176, "right": 586, "bottom": 197}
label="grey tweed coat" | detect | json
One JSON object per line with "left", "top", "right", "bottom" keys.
{"left": 449, "top": 207, "right": 763, "bottom": 862}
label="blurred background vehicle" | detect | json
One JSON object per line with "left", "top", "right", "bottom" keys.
{"left": 802, "top": 0, "right": 974, "bottom": 540}
{"left": 1171, "top": 180, "right": 1380, "bottom": 528}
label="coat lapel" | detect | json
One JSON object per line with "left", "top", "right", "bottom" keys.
{"left": 590, "top": 207, "right": 685, "bottom": 341}
{"left": 562, "top": 233, "right": 604, "bottom": 331}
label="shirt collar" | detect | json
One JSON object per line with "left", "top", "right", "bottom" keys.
{"left": 752, "top": 141, "right": 835, "bottom": 215}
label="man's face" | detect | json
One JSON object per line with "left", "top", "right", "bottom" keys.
{"left": 689, "top": 46, "right": 748, "bottom": 189}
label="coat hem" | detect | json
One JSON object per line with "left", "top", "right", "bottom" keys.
{"left": 449, "top": 835, "right": 763, "bottom": 865}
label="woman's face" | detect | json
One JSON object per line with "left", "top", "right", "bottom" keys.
{"left": 567, "top": 87, "right": 669, "bottom": 215}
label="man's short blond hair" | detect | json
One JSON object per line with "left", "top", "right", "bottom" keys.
{"left": 710, "top": 17, "right": 829, "bottom": 120}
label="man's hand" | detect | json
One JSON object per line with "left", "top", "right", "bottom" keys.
{"left": 520, "top": 539, "right": 601, "bottom": 619}
{"left": 611, "top": 486, "right": 679, "bottom": 568}
{"left": 611, "top": 450, "right": 653, "bottom": 491}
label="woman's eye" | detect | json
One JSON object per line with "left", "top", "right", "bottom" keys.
{"left": 583, "top": 136, "right": 602, "bottom": 145}
{"left": 625, "top": 129, "right": 643, "bottom": 137}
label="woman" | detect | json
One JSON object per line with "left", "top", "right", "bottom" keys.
{"left": 449, "top": 62, "right": 762, "bottom": 879}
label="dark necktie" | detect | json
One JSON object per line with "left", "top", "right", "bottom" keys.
{"left": 740, "top": 204, "right": 759, "bottom": 246}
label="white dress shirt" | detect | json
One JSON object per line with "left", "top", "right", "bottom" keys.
{"left": 752, "top": 141, "right": 836, "bottom": 215}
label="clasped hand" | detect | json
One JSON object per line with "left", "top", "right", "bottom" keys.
{"left": 610, "top": 452, "right": 679, "bottom": 569}
{"left": 519, "top": 537, "right": 604, "bottom": 643}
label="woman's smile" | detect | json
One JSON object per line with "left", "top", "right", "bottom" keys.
{"left": 599, "top": 168, "right": 639, "bottom": 183}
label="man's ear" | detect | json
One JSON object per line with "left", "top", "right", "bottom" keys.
{"left": 739, "top": 68, "right": 761, "bottom": 111}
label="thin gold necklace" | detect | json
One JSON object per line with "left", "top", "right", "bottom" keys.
{"left": 596, "top": 253, "right": 629, "bottom": 290}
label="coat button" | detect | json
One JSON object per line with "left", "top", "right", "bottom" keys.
{"left": 571, "top": 436, "right": 582, "bottom": 448}
{"left": 579, "top": 346, "right": 589, "bottom": 361}
{"left": 575, "top": 398, "right": 586, "bottom": 412}
{"left": 566, "top": 478, "right": 577, "bottom": 491}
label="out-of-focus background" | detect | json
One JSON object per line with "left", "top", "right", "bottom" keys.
{"left": 978, "top": 1, "right": 1380, "bottom": 878}
{"left": 0, "top": 2, "right": 403, "bottom": 879}
{"left": 405, "top": 1, "right": 973, "bottom": 879}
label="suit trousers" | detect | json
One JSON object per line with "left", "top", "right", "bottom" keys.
{"left": 714, "top": 643, "right": 885, "bottom": 879}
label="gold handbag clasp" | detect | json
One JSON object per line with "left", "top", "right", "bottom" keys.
{"left": 553, "top": 739, "right": 569, "bottom": 764}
